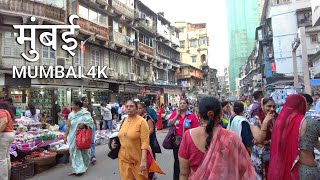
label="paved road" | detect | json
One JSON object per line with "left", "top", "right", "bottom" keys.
{"left": 30, "top": 129, "right": 173, "bottom": 180}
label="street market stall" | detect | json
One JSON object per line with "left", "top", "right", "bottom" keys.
{"left": 9, "top": 117, "right": 123, "bottom": 179}
{"left": 9, "top": 116, "right": 68, "bottom": 179}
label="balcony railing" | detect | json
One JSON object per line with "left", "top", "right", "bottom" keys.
{"left": 77, "top": 18, "right": 109, "bottom": 40}
{"left": 111, "top": 31, "right": 136, "bottom": 50}
{"left": 135, "top": 21, "right": 156, "bottom": 33}
{"left": 157, "top": 24, "right": 170, "bottom": 40}
{"left": 96, "top": 0, "right": 108, "bottom": 6}
{"left": 138, "top": 42, "right": 153, "bottom": 56}
{"left": 112, "top": 0, "right": 134, "bottom": 20}
{"left": 0, "top": 0, "right": 65, "bottom": 23}
{"left": 199, "top": 29, "right": 207, "bottom": 36}
{"left": 171, "top": 36, "right": 180, "bottom": 47}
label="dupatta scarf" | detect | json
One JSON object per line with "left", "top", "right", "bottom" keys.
{"left": 268, "top": 94, "right": 306, "bottom": 180}
{"left": 190, "top": 126, "right": 256, "bottom": 180}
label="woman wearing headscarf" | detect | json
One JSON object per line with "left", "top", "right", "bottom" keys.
{"left": 268, "top": 94, "right": 320, "bottom": 180}
{"left": 0, "top": 102, "right": 15, "bottom": 180}
{"left": 64, "top": 100, "right": 94, "bottom": 176}
{"left": 178, "top": 96, "right": 256, "bottom": 180}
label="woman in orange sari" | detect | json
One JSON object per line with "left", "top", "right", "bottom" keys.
{"left": 178, "top": 96, "right": 256, "bottom": 180}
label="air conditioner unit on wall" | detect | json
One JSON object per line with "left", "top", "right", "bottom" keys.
{"left": 121, "top": 74, "right": 129, "bottom": 80}
{"left": 129, "top": 73, "right": 137, "bottom": 81}
{"left": 57, "top": 58, "right": 66, "bottom": 67}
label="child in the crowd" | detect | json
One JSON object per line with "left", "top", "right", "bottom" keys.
{"left": 112, "top": 113, "right": 118, "bottom": 130}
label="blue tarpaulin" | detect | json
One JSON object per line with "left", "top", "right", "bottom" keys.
{"left": 310, "top": 79, "right": 320, "bottom": 86}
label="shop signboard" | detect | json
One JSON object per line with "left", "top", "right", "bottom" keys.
{"left": 32, "top": 78, "right": 109, "bottom": 89}
{"left": 5, "top": 74, "right": 31, "bottom": 88}
{"left": 86, "top": 80, "right": 109, "bottom": 89}
{"left": 164, "top": 88, "right": 182, "bottom": 95}
{"left": 120, "top": 84, "right": 141, "bottom": 93}
{"left": 145, "top": 87, "right": 162, "bottom": 95}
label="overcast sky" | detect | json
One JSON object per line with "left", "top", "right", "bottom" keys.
{"left": 142, "top": 0, "right": 229, "bottom": 76}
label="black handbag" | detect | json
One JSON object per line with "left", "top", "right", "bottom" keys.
{"left": 152, "top": 135, "right": 162, "bottom": 154}
{"left": 107, "top": 119, "right": 125, "bottom": 159}
{"left": 108, "top": 136, "right": 121, "bottom": 159}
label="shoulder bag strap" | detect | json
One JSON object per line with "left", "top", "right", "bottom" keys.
{"left": 182, "top": 114, "right": 189, "bottom": 133}
{"left": 120, "top": 118, "right": 126, "bottom": 129}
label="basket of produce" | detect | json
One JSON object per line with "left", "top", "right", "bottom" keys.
{"left": 10, "top": 161, "right": 35, "bottom": 180}
{"left": 39, "top": 134, "right": 57, "bottom": 141}
{"left": 25, "top": 151, "right": 57, "bottom": 166}
{"left": 48, "top": 144, "right": 69, "bottom": 155}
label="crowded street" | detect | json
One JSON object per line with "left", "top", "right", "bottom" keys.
{"left": 1, "top": 0, "right": 320, "bottom": 180}
{"left": 29, "top": 129, "right": 173, "bottom": 180}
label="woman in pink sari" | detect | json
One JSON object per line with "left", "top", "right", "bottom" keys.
{"left": 178, "top": 96, "right": 256, "bottom": 180}
{"left": 268, "top": 94, "right": 320, "bottom": 180}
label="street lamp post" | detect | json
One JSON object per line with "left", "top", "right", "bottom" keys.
{"left": 79, "top": 34, "right": 97, "bottom": 98}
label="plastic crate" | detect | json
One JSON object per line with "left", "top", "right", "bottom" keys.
{"left": 10, "top": 161, "right": 35, "bottom": 180}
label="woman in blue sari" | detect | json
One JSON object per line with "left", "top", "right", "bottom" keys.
{"left": 64, "top": 100, "right": 94, "bottom": 176}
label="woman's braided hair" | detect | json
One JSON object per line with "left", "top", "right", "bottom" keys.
{"left": 198, "top": 96, "right": 222, "bottom": 150}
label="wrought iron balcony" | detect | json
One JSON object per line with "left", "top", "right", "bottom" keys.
{"left": 77, "top": 18, "right": 109, "bottom": 40}
{"left": 111, "top": 31, "right": 136, "bottom": 50}
{"left": 138, "top": 42, "right": 153, "bottom": 56}
{"left": 111, "top": 0, "right": 134, "bottom": 20}
{"left": 0, "top": 0, "right": 65, "bottom": 23}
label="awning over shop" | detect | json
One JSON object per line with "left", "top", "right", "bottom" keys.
{"left": 310, "top": 79, "right": 320, "bottom": 86}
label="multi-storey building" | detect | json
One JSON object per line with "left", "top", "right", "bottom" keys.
{"left": 239, "top": 0, "right": 320, "bottom": 95}
{"left": 310, "top": 0, "right": 320, "bottom": 83}
{"left": 227, "top": 0, "right": 260, "bottom": 93}
{"left": 201, "top": 62, "right": 218, "bottom": 96}
{"left": 0, "top": 0, "right": 183, "bottom": 122}
{"left": 0, "top": 0, "right": 74, "bottom": 124}
{"left": 174, "top": 22, "right": 210, "bottom": 96}
{"left": 154, "top": 12, "right": 181, "bottom": 105}
{"left": 177, "top": 64, "right": 204, "bottom": 97}
{"left": 175, "top": 22, "right": 209, "bottom": 69}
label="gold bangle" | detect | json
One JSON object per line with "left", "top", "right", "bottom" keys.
{"left": 261, "top": 129, "right": 267, "bottom": 131}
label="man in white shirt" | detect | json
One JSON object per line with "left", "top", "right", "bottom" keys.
{"left": 101, "top": 102, "right": 112, "bottom": 130}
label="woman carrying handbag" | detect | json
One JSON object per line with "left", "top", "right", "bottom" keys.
{"left": 167, "top": 99, "right": 199, "bottom": 180}
{"left": 111, "top": 100, "right": 164, "bottom": 180}
{"left": 64, "top": 100, "right": 94, "bottom": 176}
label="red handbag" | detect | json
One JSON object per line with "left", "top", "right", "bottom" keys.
{"left": 76, "top": 128, "right": 92, "bottom": 150}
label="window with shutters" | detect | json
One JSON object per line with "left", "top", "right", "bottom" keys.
{"left": 91, "top": 50, "right": 101, "bottom": 66}
{"left": 42, "top": 38, "right": 56, "bottom": 61}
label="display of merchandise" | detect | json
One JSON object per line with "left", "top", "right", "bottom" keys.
{"left": 29, "top": 89, "right": 53, "bottom": 120}
{"left": 93, "top": 91, "right": 108, "bottom": 104}
{"left": 57, "top": 89, "right": 67, "bottom": 108}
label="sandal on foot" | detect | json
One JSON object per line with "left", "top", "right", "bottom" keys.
{"left": 91, "top": 158, "right": 97, "bottom": 165}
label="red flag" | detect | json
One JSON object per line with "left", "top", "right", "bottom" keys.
{"left": 80, "top": 44, "right": 86, "bottom": 54}
{"left": 271, "top": 62, "right": 276, "bottom": 72}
